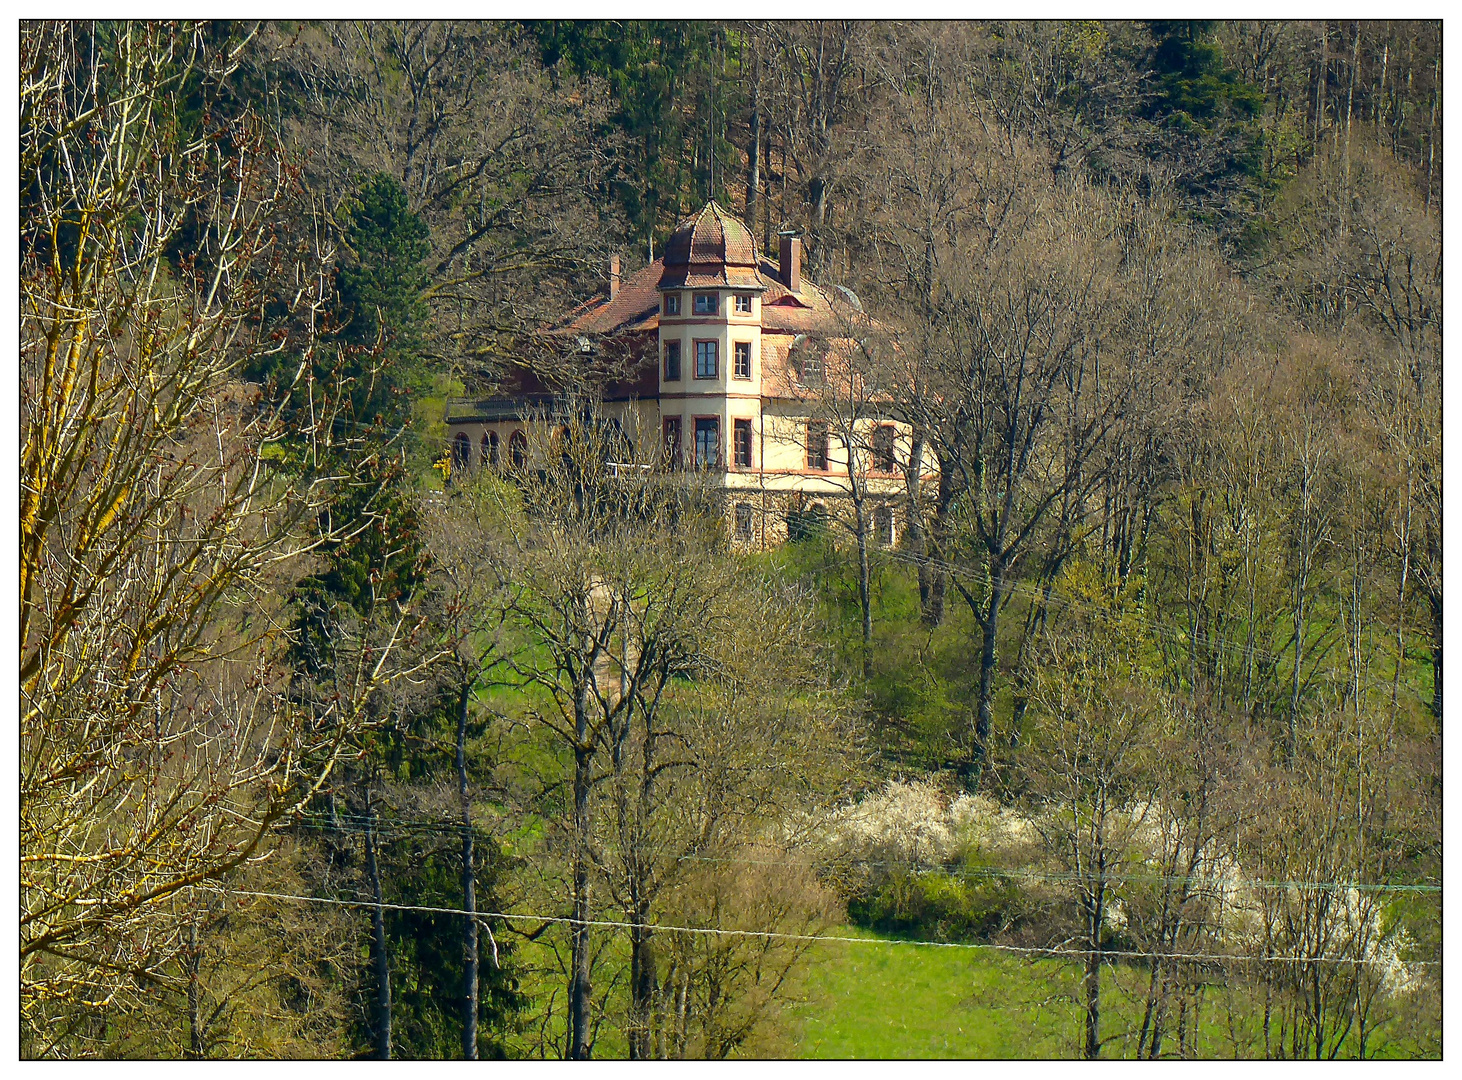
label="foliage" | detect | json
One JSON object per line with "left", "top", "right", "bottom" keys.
{"left": 18, "top": 21, "right": 406, "bottom": 1053}
{"left": 20, "top": 16, "right": 1443, "bottom": 1060}
{"left": 847, "top": 868, "right": 1023, "bottom": 944}
{"left": 334, "top": 173, "right": 433, "bottom": 427}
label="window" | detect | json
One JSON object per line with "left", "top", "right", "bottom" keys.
{"left": 694, "top": 417, "right": 720, "bottom": 469}
{"left": 734, "top": 340, "right": 752, "bottom": 379}
{"left": 663, "top": 340, "right": 682, "bottom": 381}
{"left": 662, "top": 417, "right": 682, "bottom": 470}
{"left": 806, "top": 421, "right": 829, "bottom": 471}
{"left": 733, "top": 418, "right": 753, "bottom": 468}
{"left": 693, "top": 292, "right": 719, "bottom": 315}
{"left": 664, "top": 292, "right": 681, "bottom": 315}
{"left": 874, "top": 505, "right": 895, "bottom": 547}
{"left": 695, "top": 340, "right": 718, "bottom": 379}
{"left": 734, "top": 293, "right": 752, "bottom": 315}
{"left": 735, "top": 502, "right": 754, "bottom": 540}
{"left": 482, "top": 430, "right": 499, "bottom": 467}
{"left": 452, "top": 432, "right": 472, "bottom": 470}
{"left": 872, "top": 425, "right": 896, "bottom": 473}
{"left": 797, "top": 350, "right": 823, "bottom": 386}
{"left": 509, "top": 429, "right": 527, "bottom": 469}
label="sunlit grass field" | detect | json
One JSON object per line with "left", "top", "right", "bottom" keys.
{"left": 786, "top": 928, "right": 1087, "bottom": 1059}
{"left": 784, "top": 927, "right": 1440, "bottom": 1060}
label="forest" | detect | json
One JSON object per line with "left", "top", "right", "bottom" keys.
{"left": 19, "top": 19, "right": 1441, "bottom": 1059}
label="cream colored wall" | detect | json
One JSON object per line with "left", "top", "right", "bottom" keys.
{"left": 447, "top": 399, "right": 665, "bottom": 471}
{"left": 657, "top": 288, "right": 762, "bottom": 398}
{"left": 657, "top": 287, "right": 762, "bottom": 470}
{"left": 611, "top": 399, "right": 662, "bottom": 462}
{"left": 445, "top": 280, "right": 943, "bottom": 502}
{"left": 753, "top": 407, "right": 934, "bottom": 497}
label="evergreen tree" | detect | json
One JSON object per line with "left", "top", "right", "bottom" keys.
{"left": 532, "top": 21, "right": 744, "bottom": 248}
{"left": 334, "top": 173, "right": 433, "bottom": 431}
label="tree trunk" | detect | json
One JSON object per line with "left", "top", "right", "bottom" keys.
{"left": 1291, "top": 569, "right": 1306, "bottom": 757}
{"left": 457, "top": 680, "right": 479, "bottom": 1060}
{"left": 627, "top": 670, "right": 660, "bottom": 1060}
{"left": 923, "top": 462, "right": 956, "bottom": 627}
{"left": 762, "top": 115, "right": 773, "bottom": 251}
{"left": 968, "top": 557, "right": 1005, "bottom": 789}
{"left": 1085, "top": 908, "right": 1102, "bottom": 1058}
{"left": 1429, "top": 591, "right": 1441, "bottom": 722}
{"left": 1343, "top": 21, "right": 1360, "bottom": 194}
{"left": 903, "top": 429, "right": 931, "bottom": 613}
{"left": 1085, "top": 879, "right": 1105, "bottom": 1059}
{"left": 1315, "top": 22, "right": 1328, "bottom": 146}
{"left": 855, "top": 497, "right": 872, "bottom": 679}
{"left": 628, "top": 917, "right": 657, "bottom": 1059}
{"left": 364, "top": 806, "right": 392, "bottom": 1061}
{"left": 568, "top": 678, "right": 594, "bottom": 1060}
{"left": 746, "top": 47, "right": 762, "bottom": 242}
{"left": 186, "top": 919, "right": 204, "bottom": 1059}
{"left": 1289, "top": 446, "right": 1316, "bottom": 759}
{"left": 1425, "top": 28, "right": 1438, "bottom": 209}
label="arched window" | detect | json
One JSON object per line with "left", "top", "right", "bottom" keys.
{"left": 452, "top": 432, "right": 471, "bottom": 471}
{"left": 482, "top": 430, "right": 499, "bottom": 467}
{"left": 509, "top": 430, "right": 528, "bottom": 469}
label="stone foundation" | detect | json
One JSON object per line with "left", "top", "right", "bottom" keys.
{"left": 721, "top": 490, "right": 908, "bottom": 553}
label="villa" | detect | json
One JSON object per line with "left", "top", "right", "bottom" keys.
{"left": 444, "top": 202, "right": 929, "bottom": 549}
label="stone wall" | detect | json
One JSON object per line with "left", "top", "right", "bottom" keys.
{"left": 721, "top": 489, "right": 909, "bottom": 553}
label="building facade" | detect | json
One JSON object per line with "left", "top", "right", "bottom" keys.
{"left": 444, "top": 202, "right": 930, "bottom": 549}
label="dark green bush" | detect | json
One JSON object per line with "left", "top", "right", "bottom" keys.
{"left": 848, "top": 866, "right": 1023, "bottom": 943}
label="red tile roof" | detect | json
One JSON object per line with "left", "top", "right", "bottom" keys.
{"left": 663, "top": 201, "right": 758, "bottom": 268}
{"left": 555, "top": 254, "right": 850, "bottom": 337}
{"left": 522, "top": 202, "right": 893, "bottom": 404}
{"left": 553, "top": 259, "right": 664, "bottom": 336}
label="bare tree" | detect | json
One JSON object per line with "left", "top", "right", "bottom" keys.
{"left": 255, "top": 21, "right": 620, "bottom": 384}
{"left": 460, "top": 412, "right": 723, "bottom": 1058}
{"left": 18, "top": 22, "right": 431, "bottom": 1053}
{"left": 1013, "top": 577, "right": 1164, "bottom": 1059}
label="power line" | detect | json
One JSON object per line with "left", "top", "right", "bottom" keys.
{"left": 287, "top": 813, "right": 1440, "bottom": 895}
{"left": 199, "top": 885, "right": 1439, "bottom": 970}
{"left": 669, "top": 854, "right": 1441, "bottom": 895}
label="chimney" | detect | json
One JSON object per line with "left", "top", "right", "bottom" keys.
{"left": 778, "top": 231, "right": 802, "bottom": 293}
{"left": 608, "top": 253, "right": 622, "bottom": 301}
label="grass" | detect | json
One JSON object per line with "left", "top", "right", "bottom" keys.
{"left": 785, "top": 927, "right": 1087, "bottom": 1059}
{"left": 783, "top": 926, "right": 1441, "bottom": 1060}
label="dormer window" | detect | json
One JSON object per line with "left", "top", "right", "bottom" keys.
{"left": 664, "top": 293, "right": 681, "bottom": 316}
{"left": 734, "top": 294, "right": 752, "bottom": 315}
{"left": 693, "top": 292, "right": 719, "bottom": 315}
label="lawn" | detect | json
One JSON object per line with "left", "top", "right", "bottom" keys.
{"left": 786, "top": 928, "right": 1088, "bottom": 1059}
{"left": 783, "top": 927, "right": 1440, "bottom": 1060}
